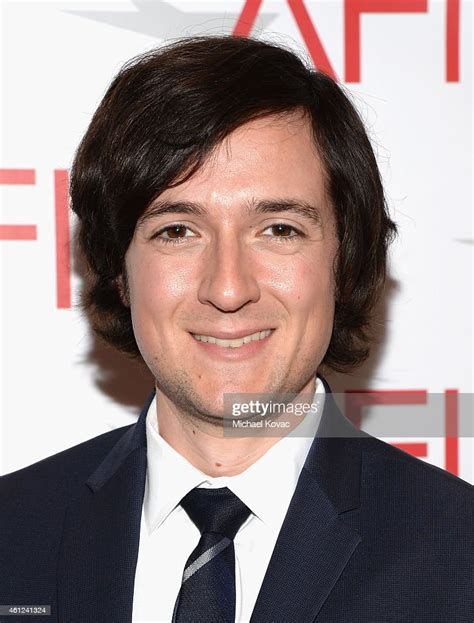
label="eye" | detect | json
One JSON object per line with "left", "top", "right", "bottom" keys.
{"left": 151, "top": 222, "right": 305, "bottom": 245}
{"left": 262, "top": 223, "right": 304, "bottom": 242}
{"left": 151, "top": 224, "right": 196, "bottom": 245}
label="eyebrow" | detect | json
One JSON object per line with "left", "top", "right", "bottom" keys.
{"left": 138, "top": 198, "right": 322, "bottom": 228}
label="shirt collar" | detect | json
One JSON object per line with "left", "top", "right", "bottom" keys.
{"left": 144, "top": 374, "right": 325, "bottom": 536}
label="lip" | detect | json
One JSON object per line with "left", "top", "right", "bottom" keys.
{"left": 189, "top": 328, "right": 275, "bottom": 340}
{"left": 188, "top": 328, "right": 275, "bottom": 359}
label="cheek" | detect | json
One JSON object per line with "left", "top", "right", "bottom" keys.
{"left": 128, "top": 256, "right": 194, "bottom": 313}
{"left": 289, "top": 252, "right": 337, "bottom": 345}
{"left": 268, "top": 250, "right": 335, "bottom": 306}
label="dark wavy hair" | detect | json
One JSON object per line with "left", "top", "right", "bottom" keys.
{"left": 70, "top": 35, "right": 397, "bottom": 373}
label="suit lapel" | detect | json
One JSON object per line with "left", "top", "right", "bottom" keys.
{"left": 56, "top": 391, "right": 153, "bottom": 623}
{"left": 250, "top": 377, "right": 365, "bottom": 622}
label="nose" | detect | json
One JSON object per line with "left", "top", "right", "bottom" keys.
{"left": 197, "top": 232, "right": 260, "bottom": 312}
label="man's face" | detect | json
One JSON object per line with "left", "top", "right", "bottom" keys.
{"left": 124, "top": 112, "right": 339, "bottom": 424}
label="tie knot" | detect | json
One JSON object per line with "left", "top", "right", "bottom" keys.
{"left": 179, "top": 486, "right": 252, "bottom": 539}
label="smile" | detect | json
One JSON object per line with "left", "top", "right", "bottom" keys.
{"left": 191, "top": 329, "right": 273, "bottom": 348}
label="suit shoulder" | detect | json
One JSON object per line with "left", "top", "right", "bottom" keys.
{"left": 360, "top": 433, "right": 473, "bottom": 496}
{"left": 0, "top": 424, "right": 133, "bottom": 499}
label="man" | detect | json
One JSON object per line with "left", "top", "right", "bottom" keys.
{"left": 0, "top": 36, "right": 472, "bottom": 623}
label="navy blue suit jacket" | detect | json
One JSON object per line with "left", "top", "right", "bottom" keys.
{"left": 1, "top": 377, "right": 473, "bottom": 622}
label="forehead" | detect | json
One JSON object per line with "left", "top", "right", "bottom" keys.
{"left": 153, "top": 111, "right": 328, "bottom": 215}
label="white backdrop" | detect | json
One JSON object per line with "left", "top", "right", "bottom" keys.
{"left": 1, "top": 0, "right": 472, "bottom": 483}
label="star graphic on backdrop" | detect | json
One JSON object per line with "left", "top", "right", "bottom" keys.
{"left": 65, "top": 0, "right": 278, "bottom": 40}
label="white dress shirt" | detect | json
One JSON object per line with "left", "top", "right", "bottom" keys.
{"left": 132, "top": 375, "right": 325, "bottom": 623}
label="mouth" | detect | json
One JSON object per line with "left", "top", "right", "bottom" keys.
{"left": 190, "top": 329, "right": 274, "bottom": 348}
{"left": 188, "top": 328, "right": 275, "bottom": 358}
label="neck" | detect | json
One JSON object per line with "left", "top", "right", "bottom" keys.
{"left": 155, "top": 375, "right": 317, "bottom": 477}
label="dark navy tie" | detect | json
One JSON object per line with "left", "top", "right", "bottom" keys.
{"left": 172, "top": 486, "right": 252, "bottom": 623}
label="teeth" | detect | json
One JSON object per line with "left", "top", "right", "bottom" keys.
{"left": 193, "top": 329, "right": 272, "bottom": 348}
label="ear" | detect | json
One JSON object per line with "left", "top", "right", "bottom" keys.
{"left": 116, "top": 273, "right": 130, "bottom": 308}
